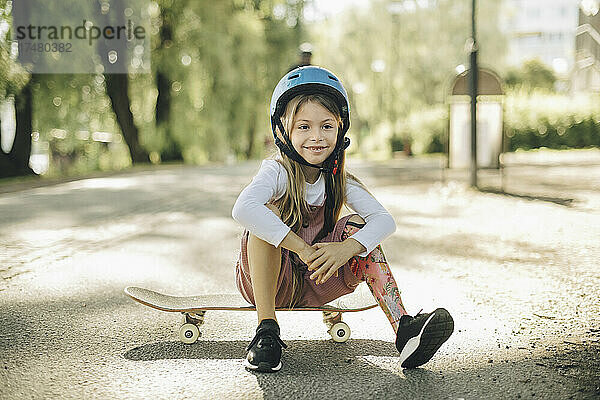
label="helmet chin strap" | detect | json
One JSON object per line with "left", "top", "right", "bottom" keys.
{"left": 272, "top": 116, "right": 351, "bottom": 243}
{"left": 273, "top": 118, "right": 350, "bottom": 176}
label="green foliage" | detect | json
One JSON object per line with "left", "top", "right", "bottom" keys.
{"left": 390, "top": 106, "right": 447, "bottom": 155}
{"left": 30, "top": 74, "right": 131, "bottom": 176}
{"left": 139, "top": 0, "right": 303, "bottom": 165}
{"left": 129, "top": 0, "right": 303, "bottom": 165}
{"left": 0, "top": 1, "right": 29, "bottom": 97}
{"left": 389, "top": 90, "right": 600, "bottom": 156}
{"left": 311, "top": 0, "right": 506, "bottom": 157}
{"left": 504, "top": 59, "right": 557, "bottom": 92}
{"left": 5, "top": 0, "right": 530, "bottom": 175}
{"left": 5, "top": 0, "right": 302, "bottom": 175}
{"left": 505, "top": 89, "right": 600, "bottom": 151}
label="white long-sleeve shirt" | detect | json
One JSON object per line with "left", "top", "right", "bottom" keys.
{"left": 231, "top": 159, "right": 396, "bottom": 257}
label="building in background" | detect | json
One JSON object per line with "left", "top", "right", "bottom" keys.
{"left": 501, "top": 0, "right": 580, "bottom": 79}
{"left": 574, "top": 0, "right": 600, "bottom": 92}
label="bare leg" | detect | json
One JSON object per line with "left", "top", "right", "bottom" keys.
{"left": 246, "top": 203, "right": 282, "bottom": 323}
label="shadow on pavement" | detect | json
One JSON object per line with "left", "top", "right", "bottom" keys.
{"left": 123, "top": 338, "right": 395, "bottom": 362}
{"left": 479, "top": 187, "right": 576, "bottom": 207}
{"left": 1, "top": 283, "right": 597, "bottom": 399}
{"left": 122, "top": 339, "right": 599, "bottom": 399}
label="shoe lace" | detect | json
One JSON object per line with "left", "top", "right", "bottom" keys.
{"left": 246, "top": 329, "right": 288, "bottom": 351}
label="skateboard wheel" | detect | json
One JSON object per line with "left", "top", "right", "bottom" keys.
{"left": 179, "top": 323, "right": 200, "bottom": 344}
{"left": 329, "top": 322, "right": 350, "bottom": 343}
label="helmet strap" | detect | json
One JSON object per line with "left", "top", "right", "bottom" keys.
{"left": 272, "top": 118, "right": 321, "bottom": 170}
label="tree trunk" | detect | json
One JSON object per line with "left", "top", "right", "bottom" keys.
{"left": 98, "top": 0, "right": 148, "bottom": 165}
{"left": 155, "top": 71, "right": 171, "bottom": 125}
{"left": 153, "top": 6, "right": 182, "bottom": 162}
{"left": 245, "top": 112, "right": 257, "bottom": 159}
{"left": 156, "top": 70, "right": 182, "bottom": 162}
{"left": 105, "top": 74, "right": 149, "bottom": 164}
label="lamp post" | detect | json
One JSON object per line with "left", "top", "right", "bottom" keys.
{"left": 468, "top": 0, "right": 479, "bottom": 188}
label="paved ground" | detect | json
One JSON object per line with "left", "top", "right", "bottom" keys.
{"left": 1, "top": 149, "right": 599, "bottom": 399}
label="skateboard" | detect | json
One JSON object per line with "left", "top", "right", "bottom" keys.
{"left": 124, "top": 286, "right": 377, "bottom": 344}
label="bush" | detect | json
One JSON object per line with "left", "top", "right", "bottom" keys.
{"left": 388, "top": 90, "right": 599, "bottom": 156}
{"left": 505, "top": 89, "right": 600, "bottom": 151}
{"left": 504, "top": 59, "right": 557, "bottom": 92}
{"left": 391, "top": 106, "right": 447, "bottom": 155}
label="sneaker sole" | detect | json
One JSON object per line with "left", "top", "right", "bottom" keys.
{"left": 399, "top": 308, "right": 454, "bottom": 369}
{"left": 243, "top": 358, "right": 282, "bottom": 373}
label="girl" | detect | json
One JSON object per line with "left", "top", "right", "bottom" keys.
{"left": 232, "top": 66, "right": 454, "bottom": 373}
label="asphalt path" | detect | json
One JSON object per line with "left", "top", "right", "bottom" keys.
{"left": 1, "top": 151, "right": 599, "bottom": 399}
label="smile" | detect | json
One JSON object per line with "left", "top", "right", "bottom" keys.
{"left": 303, "top": 146, "right": 328, "bottom": 153}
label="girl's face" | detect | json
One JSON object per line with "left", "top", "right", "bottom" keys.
{"left": 289, "top": 100, "right": 338, "bottom": 166}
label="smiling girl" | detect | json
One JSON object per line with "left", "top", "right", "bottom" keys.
{"left": 232, "top": 66, "right": 454, "bottom": 373}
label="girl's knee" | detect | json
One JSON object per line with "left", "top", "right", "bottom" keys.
{"left": 341, "top": 214, "right": 365, "bottom": 241}
{"left": 347, "top": 214, "right": 365, "bottom": 226}
{"left": 345, "top": 214, "right": 365, "bottom": 233}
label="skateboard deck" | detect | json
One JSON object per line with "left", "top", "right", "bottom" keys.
{"left": 124, "top": 286, "right": 377, "bottom": 343}
{"left": 124, "top": 286, "right": 377, "bottom": 313}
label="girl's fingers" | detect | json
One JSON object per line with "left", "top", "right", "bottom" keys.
{"left": 310, "top": 258, "right": 331, "bottom": 280}
{"left": 317, "top": 261, "right": 337, "bottom": 284}
{"left": 306, "top": 248, "right": 324, "bottom": 265}
{"left": 318, "top": 271, "right": 332, "bottom": 285}
{"left": 308, "top": 253, "right": 328, "bottom": 272}
{"left": 310, "top": 262, "right": 327, "bottom": 279}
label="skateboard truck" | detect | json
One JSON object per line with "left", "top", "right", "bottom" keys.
{"left": 177, "top": 310, "right": 351, "bottom": 344}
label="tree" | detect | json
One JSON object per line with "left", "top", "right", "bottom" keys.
{"left": 2, "top": 0, "right": 306, "bottom": 176}
{"left": 161, "top": 0, "right": 304, "bottom": 163}
{"left": 504, "top": 59, "right": 557, "bottom": 91}
{"left": 0, "top": 0, "right": 34, "bottom": 178}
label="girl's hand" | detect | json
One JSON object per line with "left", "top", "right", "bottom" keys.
{"left": 305, "top": 242, "right": 356, "bottom": 285}
{"left": 297, "top": 245, "right": 318, "bottom": 266}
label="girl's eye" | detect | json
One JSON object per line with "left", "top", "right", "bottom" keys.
{"left": 323, "top": 124, "right": 334, "bottom": 130}
{"left": 298, "top": 124, "right": 309, "bottom": 130}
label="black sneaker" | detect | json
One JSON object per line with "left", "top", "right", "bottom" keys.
{"left": 244, "top": 319, "right": 288, "bottom": 373}
{"left": 395, "top": 308, "right": 454, "bottom": 368}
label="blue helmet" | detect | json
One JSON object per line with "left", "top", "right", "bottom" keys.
{"left": 269, "top": 66, "right": 351, "bottom": 175}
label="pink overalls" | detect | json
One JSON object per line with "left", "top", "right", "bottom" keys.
{"left": 235, "top": 200, "right": 361, "bottom": 307}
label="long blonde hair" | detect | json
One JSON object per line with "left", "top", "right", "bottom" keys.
{"left": 268, "top": 93, "right": 371, "bottom": 308}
